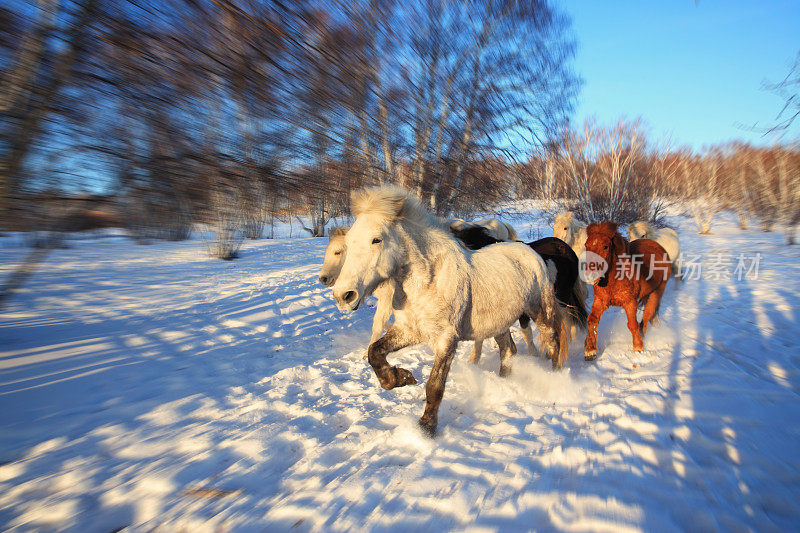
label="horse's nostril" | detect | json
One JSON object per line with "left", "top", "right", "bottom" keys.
{"left": 343, "top": 290, "right": 357, "bottom": 303}
{"left": 319, "top": 275, "right": 329, "bottom": 285}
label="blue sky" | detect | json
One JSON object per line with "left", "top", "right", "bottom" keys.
{"left": 562, "top": 0, "right": 800, "bottom": 149}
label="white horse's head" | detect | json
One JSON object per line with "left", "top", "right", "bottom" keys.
{"left": 332, "top": 186, "right": 422, "bottom": 311}
{"left": 318, "top": 226, "right": 349, "bottom": 287}
{"left": 627, "top": 221, "right": 650, "bottom": 241}
{"left": 554, "top": 212, "right": 577, "bottom": 245}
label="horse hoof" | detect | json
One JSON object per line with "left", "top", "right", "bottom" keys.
{"left": 377, "top": 366, "right": 416, "bottom": 390}
{"left": 499, "top": 366, "right": 511, "bottom": 378}
{"left": 584, "top": 350, "right": 597, "bottom": 361}
{"left": 633, "top": 344, "right": 644, "bottom": 352}
{"left": 418, "top": 418, "right": 437, "bottom": 438}
{"left": 394, "top": 366, "right": 417, "bottom": 387}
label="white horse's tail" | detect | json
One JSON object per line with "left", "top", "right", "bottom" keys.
{"left": 550, "top": 290, "right": 571, "bottom": 370}
{"left": 538, "top": 263, "right": 571, "bottom": 369}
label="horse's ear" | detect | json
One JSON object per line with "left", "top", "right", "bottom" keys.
{"left": 602, "top": 221, "right": 619, "bottom": 235}
{"left": 328, "top": 226, "right": 349, "bottom": 238}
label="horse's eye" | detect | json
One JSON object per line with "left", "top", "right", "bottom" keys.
{"left": 564, "top": 227, "right": 567, "bottom": 230}
{"left": 333, "top": 251, "right": 341, "bottom": 256}
{"left": 372, "top": 238, "right": 382, "bottom": 244}
{"left": 603, "top": 245, "right": 609, "bottom": 250}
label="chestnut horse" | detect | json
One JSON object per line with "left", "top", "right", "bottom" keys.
{"left": 582, "top": 222, "right": 670, "bottom": 360}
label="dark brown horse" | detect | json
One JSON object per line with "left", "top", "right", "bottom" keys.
{"left": 582, "top": 222, "right": 670, "bottom": 360}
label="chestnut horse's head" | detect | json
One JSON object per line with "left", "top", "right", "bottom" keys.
{"left": 583, "top": 222, "right": 628, "bottom": 286}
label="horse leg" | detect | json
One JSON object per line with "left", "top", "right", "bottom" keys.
{"left": 367, "top": 326, "right": 418, "bottom": 390}
{"left": 518, "top": 314, "right": 536, "bottom": 355}
{"left": 496, "top": 330, "right": 515, "bottom": 377}
{"left": 641, "top": 283, "right": 666, "bottom": 334}
{"left": 584, "top": 297, "right": 609, "bottom": 361}
{"left": 624, "top": 300, "right": 644, "bottom": 351}
{"left": 419, "top": 334, "right": 458, "bottom": 437}
{"left": 366, "top": 295, "right": 393, "bottom": 357}
{"left": 468, "top": 338, "right": 483, "bottom": 364}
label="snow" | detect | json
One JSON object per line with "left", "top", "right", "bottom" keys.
{"left": 1, "top": 208, "right": 799, "bottom": 531}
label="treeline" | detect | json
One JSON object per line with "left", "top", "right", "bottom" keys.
{"left": 521, "top": 119, "right": 800, "bottom": 244}
{"left": 0, "top": 0, "right": 579, "bottom": 252}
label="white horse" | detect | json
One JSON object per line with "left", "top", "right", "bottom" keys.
{"left": 627, "top": 221, "right": 682, "bottom": 278}
{"left": 332, "top": 186, "right": 568, "bottom": 436}
{"left": 553, "top": 212, "right": 590, "bottom": 301}
{"left": 319, "top": 227, "right": 394, "bottom": 347}
{"left": 323, "top": 225, "right": 551, "bottom": 367}
{"left": 448, "top": 217, "right": 519, "bottom": 241}
{"left": 553, "top": 212, "right": 587, "bottom": 258}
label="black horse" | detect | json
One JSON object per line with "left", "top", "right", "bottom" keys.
{"left": 451, "top": 225, "right": 588, "bottom": 331}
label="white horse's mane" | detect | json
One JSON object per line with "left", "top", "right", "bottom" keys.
{"left": 351, "top": 185, "right": 441, "bottom": 228}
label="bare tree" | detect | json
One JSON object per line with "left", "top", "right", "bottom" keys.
{"left": 766, "top": 52, "right": 800, "bottom": 137}
{"left": 683, "top": 149, "right": 724, "bottom": 234}
{"left": 548, "top": 118, "right": 648, "bottom": 223}
{"left": 0, "top": 0, "right": 100, "bottom": 224}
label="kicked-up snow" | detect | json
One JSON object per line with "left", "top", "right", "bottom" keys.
{"left": 0, "top": 211, "right": 799, "bottom": 531}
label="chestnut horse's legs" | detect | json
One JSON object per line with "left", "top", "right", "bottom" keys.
{"left": 367, "top": 326, "right": 418, "bottom": 390}
{"left": 641, "top": 283, "right": 667, "bottom": 335}
{"left": 624, "top": 300, "right": 644, "bottom": 351}
{"left": 496, "top": 330, "right": 515, "bottom": 377}
{"left": 419, "top": 334, "right": 458, "bottom": 437}
{"left": 584, "top": 296, "right": 608, "bottom": 360}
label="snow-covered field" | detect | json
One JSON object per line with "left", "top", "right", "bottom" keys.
{"left": 1, "top": 208, "right": 799, "bottom": 531}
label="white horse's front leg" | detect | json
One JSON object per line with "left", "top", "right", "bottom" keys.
{"left": 366, "top": 294, "right": 393, "bottom": 358}
{"left": 367, "top": 326, "right": 418, "bottom": 390}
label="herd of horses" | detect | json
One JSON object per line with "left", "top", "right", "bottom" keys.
{"left": 317, "top": 186, "right": 682, "bottom": 436}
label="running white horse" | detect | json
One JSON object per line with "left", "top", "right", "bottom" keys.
{"left": 627, "top": 221, "right": 682, "bottom": 278}
{"left": 332, "top": 186, "right": 568, "bottom": 436}
{"left": 448, "top": 217, "right": 519, "bottom": 241}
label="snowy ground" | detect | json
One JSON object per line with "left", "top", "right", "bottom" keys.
{"left": 1, "top": 209, "right": 799, "bottom": 531}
